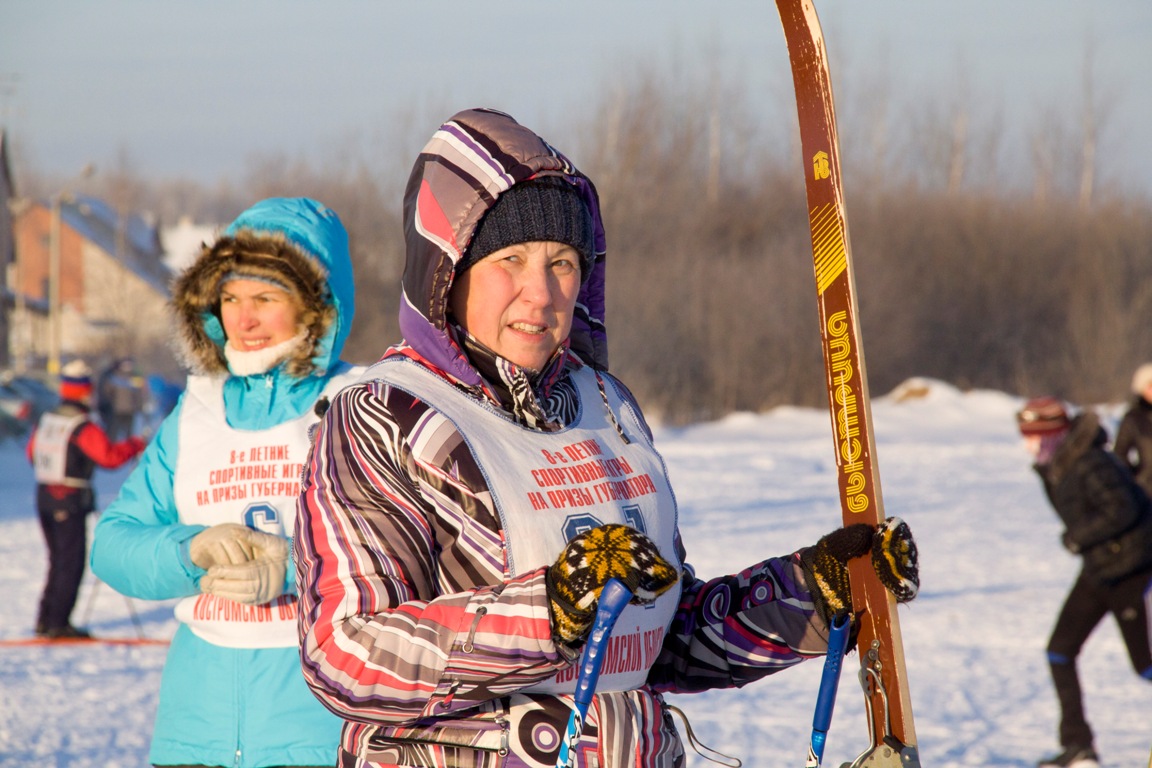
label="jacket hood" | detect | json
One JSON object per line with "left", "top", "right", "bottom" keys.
{"left": 171, "top": 197, "right": 355, "bottom": 378}
{"left": 399, "top": 108, "right": 608, "bottom": 387}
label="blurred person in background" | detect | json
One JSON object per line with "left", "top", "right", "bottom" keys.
{"left": 26, "top": 359, "right": 145, "bottom": 640}
{"left": 1113, "top": 363, "right": 1152, "bottom": 498}
{"left": 1017, "top": 395, "right": 1152, "bottom": 768}
{"left": 90, "top": 198, "right": 363, "bottom": 768}
{"left": 144, "top": 373, "right": 185, "bottom": 429}
{"left": 97, "top": 357, "right": 145, "bottom": 440}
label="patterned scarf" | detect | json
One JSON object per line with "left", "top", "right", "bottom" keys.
{"left": 452, "top": 325, "right": 569, "bottom": 432}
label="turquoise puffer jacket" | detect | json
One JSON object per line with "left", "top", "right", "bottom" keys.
{"left": 91, "top": 198, "right": 357, "bottom": 768}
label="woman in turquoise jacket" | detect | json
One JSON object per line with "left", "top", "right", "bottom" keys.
{"left": 91, "top": 197, "right": 363, "bottom": 768}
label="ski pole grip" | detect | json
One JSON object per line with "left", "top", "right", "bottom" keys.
{"left": 813, "top": 612, "right": 851, "bottom": 730}
{"left": 806, "top": 612, "right": 852, "bottom": 767}
{"left": 572, "top": 578, "right": 633, "bottom": 709}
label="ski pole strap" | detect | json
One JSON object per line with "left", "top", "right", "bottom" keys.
{"left": 806, "top": 612, "right": 852, "bottom": 767}
{"left": 665, "top": 705, "right": 742, "bottom": 767}
{"left": 556, "top": 578, "right": 632, "bottom": 768}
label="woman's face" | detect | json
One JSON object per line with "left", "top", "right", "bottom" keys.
{"left": 449, "top": 240, "right": 582, "bottom": 371}
{"left": 219, "top": 279, "right": 301, "bottom": 351}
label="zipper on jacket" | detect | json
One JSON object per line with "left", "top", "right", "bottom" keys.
{"left": 233, "top": 653, "right": 243, "bottom": 768}
{"left": 496, "top": 713, "right": 510, "bottom": 756}
{"left": 462, "top": 606, "right": 487, "bottom": 652}
{"left": 365, "top": 731, "right": 511, "bottom": 757}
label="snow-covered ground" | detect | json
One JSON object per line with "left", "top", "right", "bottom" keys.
{"left": 2, "top": 379, "right": 1150, "bottom": 767}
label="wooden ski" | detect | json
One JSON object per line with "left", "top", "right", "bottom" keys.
{"left": 0, "top": 636, "right": 170, "bottom": 647}
{"left": 772, "top": 1, "right": 921, "bottom": 765}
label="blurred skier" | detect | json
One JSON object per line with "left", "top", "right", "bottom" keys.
{"left": 1017, "top": 396, "right": 1152, "bottom": 768}
{"left": 96, "top": 357, "right": 144, "bottom": 440}
{"left": 27, "top": 359, "right": 145, "bottom": 639}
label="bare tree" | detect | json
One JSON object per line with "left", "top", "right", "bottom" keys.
{"left": 9, "top": 51, "right": 1151, "bottom": 417}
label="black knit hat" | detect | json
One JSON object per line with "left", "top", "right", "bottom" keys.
{"left": 458, "top": 178, "right": 595, "bottom": 279}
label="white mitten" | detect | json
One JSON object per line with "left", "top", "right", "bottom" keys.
{"left": 199, "top": 533, "right": 289, "bottom": 606}
{"left": 200, "top": 558, "right": 288, "bottom": 606}
{"left": 190, "top": 523, "right": 261, "bottom": 569}
{"left": 188, "top": 525, "right": 288, "bottom": 603}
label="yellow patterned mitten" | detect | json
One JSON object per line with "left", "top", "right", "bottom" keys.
{"left": 545, "top": 523, "right": 678, "bottom": 646}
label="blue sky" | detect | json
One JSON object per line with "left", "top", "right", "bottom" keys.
{"left": 3, "top": 1, "right": 1150, "bottom": 197}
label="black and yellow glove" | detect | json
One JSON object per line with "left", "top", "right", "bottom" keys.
{"left": 800, "top": 523, "right": 872, "bottom": 623}
{"left": 871, "top": 516, "right": 919, "bottom": 602}
{"left": 545, "top": 523, "right": 679, "bottom": 646}
{"left": 800, "top": 516, "right": 919, "bottom": 625}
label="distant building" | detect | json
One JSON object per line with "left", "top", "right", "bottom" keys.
{"left": 9, "top": 193, "right": 173, "bottom": 372}
{"left": 162, "top": 215, "right": 219, "bottom": 274}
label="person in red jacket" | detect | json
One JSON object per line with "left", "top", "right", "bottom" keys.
{"left": 26, "top": 359, "right": 145, "bottom": 639}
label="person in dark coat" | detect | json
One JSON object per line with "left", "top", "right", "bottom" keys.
{"left": 26, "top": 359, "right": 145, "bottom": 639}
{"left": 1113, "top": 363, "right": 1152, "bottom": 498}
{"left": 96, "top": 357, "right": 144, "bottom": 441}
{"left": 1017, "top": 396, "right": 1152, "bottom": 768}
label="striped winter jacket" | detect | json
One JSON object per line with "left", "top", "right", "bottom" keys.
{"left": 294, "top": 108, "right": 831, "bottom": 768}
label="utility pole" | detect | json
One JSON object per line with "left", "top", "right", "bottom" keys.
{"left": 0, "top": 127, "right": 15, "bottom": 371}
{"left": 0, "top": 75, "right": 19, "bottom": 371}
{"left": 46, "top": 164, "right": 95, "bottom": 377}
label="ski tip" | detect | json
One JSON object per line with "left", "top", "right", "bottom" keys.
{"left": 0, "top": 636, "right": 170, "bottom": 647}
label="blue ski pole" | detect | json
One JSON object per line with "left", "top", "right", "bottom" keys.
{"left": 556, "top": 578, "right": 633, "bottom": 768}
{"left": 806, "top": 613, "right": 852, "bottom": 767}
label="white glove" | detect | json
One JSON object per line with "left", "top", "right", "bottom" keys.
{"left": 190, "top": 523, "right": 266, "bottom": 569}
{"left": 191, "top": 524, "right": 289, "bottom": 605}
{"left": 200, "top": 549, "right": 289, "bottom": 606}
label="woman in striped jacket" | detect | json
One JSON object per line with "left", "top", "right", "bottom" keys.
{"left": 295, "top": 108, "right": 919, "bottom": 768}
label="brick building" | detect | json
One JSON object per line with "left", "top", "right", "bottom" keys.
{"left": 9, "top": 192, "right": 173, "bottom": 374}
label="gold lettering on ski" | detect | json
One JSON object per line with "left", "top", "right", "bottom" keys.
{"left": 812, "top": 150, "right": 830, "bottom": 181}
{"left": 810, "top": 203, "right": 847, "bottom": 295}
{"left": 827, "top": 310, "right": 869, "bottom": 514}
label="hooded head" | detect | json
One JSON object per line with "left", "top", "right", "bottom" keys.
{"left": 171, "top": 197, "right": 354, "bottom": 378}
{"left": 398, "top": 108, "right": 607, "bottom": 388}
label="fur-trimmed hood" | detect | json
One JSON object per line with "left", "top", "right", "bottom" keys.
{"left": 172, "top": 197, "right": 355, "bottom": 379}
{"left": 398, "top": 108, "right": 608, "bottom": 387}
